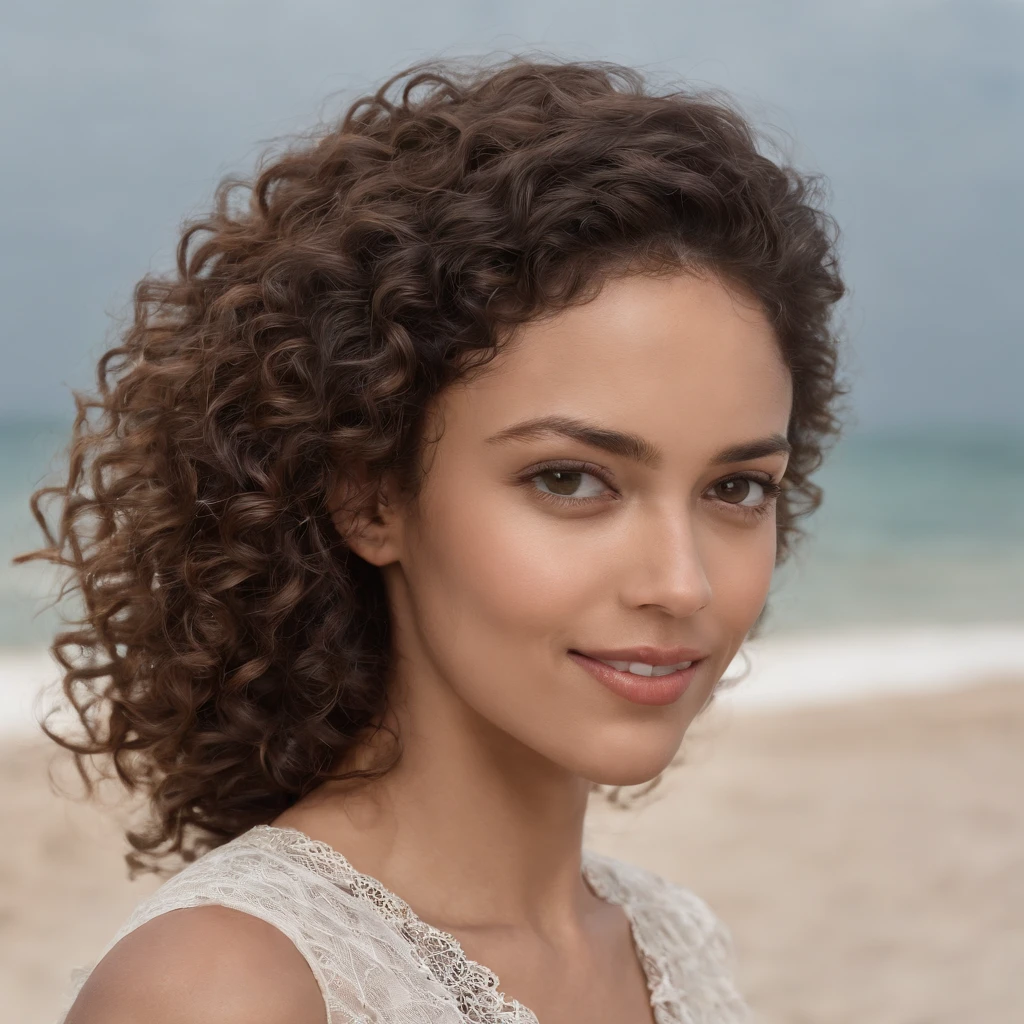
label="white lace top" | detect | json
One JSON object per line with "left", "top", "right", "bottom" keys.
{"left": 57, "top": 824, "right": 750, "bottom": 1023}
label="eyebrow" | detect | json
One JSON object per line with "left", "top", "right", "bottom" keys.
{"left": 484, "top": 415, "right": 792, "bottom": 468}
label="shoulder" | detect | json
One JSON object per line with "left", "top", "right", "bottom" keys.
{"left": 586, "top": 849, "right": 730, "bottom": 941}
{"left": 64, "top": 904, "right": 326, "bottom": 1024}
{"left": 585, "top": 851, "right": 750, "bottom": 1022}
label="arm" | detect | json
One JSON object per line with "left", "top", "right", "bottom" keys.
{"left": 64, "top": 905, "right": 328, "bottom": 1024}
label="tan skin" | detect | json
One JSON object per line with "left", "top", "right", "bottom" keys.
{"left": 67, "top": 270, "right": 792, "bottom": 1024}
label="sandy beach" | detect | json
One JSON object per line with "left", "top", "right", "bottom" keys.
{"left": 2, "top": 666, "right": 1022, "bottom": 1024}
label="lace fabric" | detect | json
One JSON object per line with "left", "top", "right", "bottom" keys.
{"left": 56, "top": 824, "right": 750, "bottom": 1023}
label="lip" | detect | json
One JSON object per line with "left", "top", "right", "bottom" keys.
{"left": 568, "top": 650, "right": 702, "bottom": 706}
{"left": 570, "top": 644, "right": 707, "bottom": 666}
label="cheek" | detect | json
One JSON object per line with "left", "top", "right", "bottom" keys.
{"left": 409, "top": 473, "right": 598, "bottom": 644}
{"left": 705, "top": 525, "right": 778, "bottom": 629}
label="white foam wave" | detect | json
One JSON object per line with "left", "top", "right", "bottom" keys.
{"left": 716, "top": 623, "right": 1024, "bottom": 710}
{"left": 1, "top": 624, "right": 1023, "bottom": 736}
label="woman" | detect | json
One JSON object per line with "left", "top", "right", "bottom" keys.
{"left": 23, "top": 53, "right": 846, "bottom": 1023}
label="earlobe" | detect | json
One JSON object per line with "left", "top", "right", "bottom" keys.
{"left": 344, "top": 516, "right": 401, "bottom": 567}
{"left": 329, "top": 468, "right": 403, "bottom": 567}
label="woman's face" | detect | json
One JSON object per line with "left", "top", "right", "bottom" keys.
{"left": 351, "top": 270, "right": 792, "bottom": 786}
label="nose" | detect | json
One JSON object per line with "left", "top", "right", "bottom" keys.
{"left": 620, "top": 508, "right": 712, "bottom": 618}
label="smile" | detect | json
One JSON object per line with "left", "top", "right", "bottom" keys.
{"left": 567, "top": 651, "right": 701, "bottom": 706}
{"left": 592, "top": 659, "right": 693, "bottom": 677}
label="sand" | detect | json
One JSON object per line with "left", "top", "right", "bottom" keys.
{"left": 2, "top": 675, "right": 1022, "bottom": 1024}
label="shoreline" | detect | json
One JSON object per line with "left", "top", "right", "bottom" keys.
{"left": 4, "top": 622, "right": 1023, "bottom": 737}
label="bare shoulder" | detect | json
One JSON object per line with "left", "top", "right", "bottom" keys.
{"left": 64, "top": 904, "right": 327, "bottom": 1024}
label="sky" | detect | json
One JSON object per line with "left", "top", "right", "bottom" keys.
{"left": 2, "top": 0, "right": 1021, "bottom": 430}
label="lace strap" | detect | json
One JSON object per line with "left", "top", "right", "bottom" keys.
{"left": 583, "top": 851, "right": 751, "bottom": 1024}
{"left": 56, "top": 836, "right": 466, "bottom": 1024}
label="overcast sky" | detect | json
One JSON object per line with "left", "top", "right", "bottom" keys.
{"left": 2, "top": 0, "right": 1021, "bottom": 430}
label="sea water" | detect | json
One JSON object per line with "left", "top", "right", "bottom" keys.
{"left": 1, "top": 415, "right": 1022, "bottom": 729}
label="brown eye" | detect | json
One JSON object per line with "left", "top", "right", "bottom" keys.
{"left": 532, "top": 469, "right": 606, "bottom": 499}
{"left": 707, "top": 475, "right": 782, "bottom": 519}
{"left": 714, "top": 478, "right": 755, "bottom": 504}
{"left": 543, "top": 470, "right": 581, "bottom": 495}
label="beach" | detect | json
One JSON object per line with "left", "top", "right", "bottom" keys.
{"left": 4, "top": 404, "right": 1022, "bottom": 1024}
{"left": 589, "top": 670, "right": 1024, "bottom": 1024}
{"left": 3, "top": 628, "right": 1023, "bottom": 1024}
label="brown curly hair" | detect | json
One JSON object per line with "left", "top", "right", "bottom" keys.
{"left": 17, "top": 53, "right": 848, "bottom": 873}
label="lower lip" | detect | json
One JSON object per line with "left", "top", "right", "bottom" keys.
{"left": 568, "top": 651, "right": 700, "bottom": 706}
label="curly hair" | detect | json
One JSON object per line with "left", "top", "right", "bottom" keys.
{"left": 17, "top": 53, "right": 848, "bottom": 873}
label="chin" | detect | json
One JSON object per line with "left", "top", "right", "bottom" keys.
{"left": 582, "top": 765, "right": 672, "bottom": 789}
{"left": 557, "top": 728, "right": 686, "bottom": 788}
{"left": 577, "top": 757, "right": 677, "bottom": 789}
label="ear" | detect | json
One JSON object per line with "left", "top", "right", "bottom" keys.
{"left": 329, "top": 464, "right": 405, "bottom": 567}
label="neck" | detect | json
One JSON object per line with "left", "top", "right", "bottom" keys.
{"left": 276, "top": 650, "right": 599, "bottom": 937}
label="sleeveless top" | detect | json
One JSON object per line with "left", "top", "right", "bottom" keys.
{"left": 56, "top": 824, "right": 751, "bottom": 1024}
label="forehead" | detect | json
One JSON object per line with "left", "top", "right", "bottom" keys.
{"left": 445, "top": 272, "right": 792, "bottom": 456}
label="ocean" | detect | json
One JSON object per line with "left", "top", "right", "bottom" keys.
{"left": 1, "top": 414, "right": 1022, "bottom": 730}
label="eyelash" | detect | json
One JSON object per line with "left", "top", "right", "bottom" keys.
{"left": 519, "top": 460, "right": 784, "bottom": 521}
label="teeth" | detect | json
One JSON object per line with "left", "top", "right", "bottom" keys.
{"left": 596, "top": 659, "right": 693, "bottom": 677}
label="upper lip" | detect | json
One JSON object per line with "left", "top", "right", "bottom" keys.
{"left": 571, "top": 645, "right": 707, "bottom": 666}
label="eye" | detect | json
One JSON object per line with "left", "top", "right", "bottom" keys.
{"left": 714, "top": 477, "right": 764, "bottom": 505}
{"left": 530, "top": 467, "right": 609, "bottom": 500}
{"left": 708, "top": 474, "right": 783, "bottom": 518}
{"left": 519, "top": 462, "right": 781, "bottom": 516}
